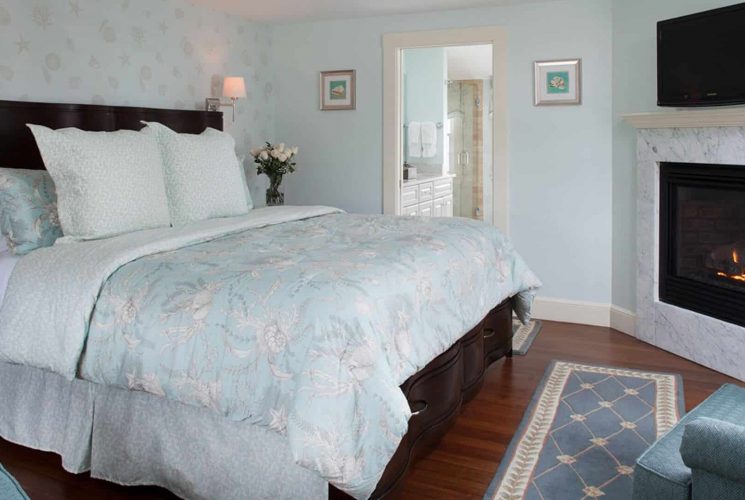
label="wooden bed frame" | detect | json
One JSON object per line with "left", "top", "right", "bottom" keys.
{"left": 0, "top": 99, "right": 514, "bottom": 499}
{"left": 332, "top": 299, "right": 513, "bottom": 499}
{"left": 0, "top": 100, "right": 222, "bottom": 170}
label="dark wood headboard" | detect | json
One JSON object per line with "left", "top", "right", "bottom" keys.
{"left": 0, "top": 100, "right": 223, "bottom": 170}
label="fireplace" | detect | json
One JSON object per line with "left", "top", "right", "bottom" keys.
{"left": 660, "top": 162, "right": 745, "bottom": 327}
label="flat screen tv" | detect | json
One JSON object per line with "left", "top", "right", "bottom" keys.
{"left": 658, "top": 2, "right": 745, "bottom": 107}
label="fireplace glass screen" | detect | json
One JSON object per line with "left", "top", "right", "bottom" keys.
{"left": 660, "top": 162, "right": 745, "bottom": 327}
{"left": 676, "top": 185, "right": 745, "bottom": 289}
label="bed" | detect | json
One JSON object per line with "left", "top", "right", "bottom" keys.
{"left": 0, "top": 100, "right": 540, "bottom": 499}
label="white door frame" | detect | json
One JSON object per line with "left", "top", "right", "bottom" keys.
{"left": 382, "top": 26, "right": 509, "bottom": 234}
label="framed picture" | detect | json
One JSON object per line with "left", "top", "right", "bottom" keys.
{"left": 533, "top": 59, "right": 581, "bottom": 106}
{"left": 320, "top": 70, "right": 356, "bottom": 110}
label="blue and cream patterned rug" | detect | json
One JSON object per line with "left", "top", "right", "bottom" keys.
{"left": 512, "top": 319, "right": 542, "bottom": 355}
{"left": 485, "top": 361, "right": 684, "bottom": 499}
{"left": 0, "top": 463, "right": 28, "bottom": 500}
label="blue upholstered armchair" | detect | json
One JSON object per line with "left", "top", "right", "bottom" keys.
{"left": 680, "top": 417, "right": 745, "bottom": 500}
{"left": 633, "top": 384, "right": 745, "bottom": 500}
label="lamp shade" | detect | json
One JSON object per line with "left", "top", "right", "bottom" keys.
{"left": 223, "top": 77, "right": 246, "bottom": 99}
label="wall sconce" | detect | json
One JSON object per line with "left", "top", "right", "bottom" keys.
{"left": 205, "top": 76, "right": 246, "bottom": 122}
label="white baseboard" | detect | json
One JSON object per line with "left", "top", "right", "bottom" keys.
{"left": 610, "top": 305, "right": 636, "bottom": 336}
{"left": 532, "top": 297, "right": 611, "bottom": 327}
{"left": 531, "top": 297, "right": 636, "bottom": 335}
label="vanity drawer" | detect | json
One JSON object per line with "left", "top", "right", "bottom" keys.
{"left": 402, "top": 184, "right": 419, "bottom": 207}
{"left": 418, "top": 181, "right": 434, "bottom": 203}
{"left": 403, "top": 204, "right": 420, "bottom": 217}
{"left": 433, "top": 178, "right": 453, "bottom": 198}
{"left": 433, "top": 197, "right": 445, "bottom": 217}
{"left": 433, "top": 195, "right": 454, "bottom": 218}
{"left": 442, "top": 194, "right": 453, "bottom": 217}
{"left": 419, "top": 200, "right": 434, "bottom": 217}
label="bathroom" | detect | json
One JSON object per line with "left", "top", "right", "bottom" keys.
{"left": 402, "top": 44, "right": 493, "bottom": 221}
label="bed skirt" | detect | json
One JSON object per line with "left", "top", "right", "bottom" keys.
{"left": 0, "top": 362, "right": 94, "bottom": 473}
{"left": 0, "top": 362, "right": 327, "bottom": 499}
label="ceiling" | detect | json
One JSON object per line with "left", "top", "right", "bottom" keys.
{"left": 190, "top": 0, "right": 557, "bottom": 23}
{"left": 447, "top": 45, "right": 493, "bottom": 80}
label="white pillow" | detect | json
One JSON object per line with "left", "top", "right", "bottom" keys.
{"left": 142, "top": 122, "right": 250, "bottom": 226}
{"left": 27, "top": 125, "right": 172, "bottom": 241}
{"left": 203, "top": 128, "right": 254, "bottom": 212}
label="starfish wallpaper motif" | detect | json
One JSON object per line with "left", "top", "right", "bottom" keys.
{"left": 0, "top": 0, "right": 276, "bottom": 204}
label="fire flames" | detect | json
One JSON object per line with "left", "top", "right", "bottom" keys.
{"left": 716, "top": 271, "right": 745, "bottom": 282}
{"left": 715, "top": 248, "right": 745, "bottom": 283}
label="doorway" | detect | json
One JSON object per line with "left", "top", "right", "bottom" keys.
{"left": 383, "top": 27, "right": 508, "bottom": 233}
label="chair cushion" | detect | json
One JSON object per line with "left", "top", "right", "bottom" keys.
{"left": 681, "top": 417, "right": 745, "bottom": 484}
{"left": 690, "top": 469, "right": 745, "bottom": 500}
{"left": 633, "top": 384, "right": 745, "bottom": 500}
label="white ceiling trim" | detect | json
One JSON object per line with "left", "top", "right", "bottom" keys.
{"left": 189, "top": 0, "right": 562, "bottom": 23}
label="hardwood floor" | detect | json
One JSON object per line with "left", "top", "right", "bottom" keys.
{"left": 0, "top": 321, "right": 739, "bottom": 499}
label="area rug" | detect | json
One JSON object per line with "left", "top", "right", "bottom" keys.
{"left": 0, "top": 463, "right": 28, "bottom": 500}
{"left": 484, "top": 361, "right": 684, "bottom": 500}
{"left": 512, "top": 319, "right": 542, "bottom": 355}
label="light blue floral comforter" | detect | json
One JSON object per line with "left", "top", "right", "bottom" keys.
{"left": 2, "top": 208, "right": 540, "bottom": 498}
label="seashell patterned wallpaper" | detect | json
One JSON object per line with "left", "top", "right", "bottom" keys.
{"left": 0, "top": 0, "right": 275, "bottom": 203}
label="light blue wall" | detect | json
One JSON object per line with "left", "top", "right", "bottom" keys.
{"left": 272, "top": 0, "right": 614, "bottom": 304}
{"left": 403, "top": 47, "right": 444, "bottom": 166}
{"left": 2, "top": 0, "right": 658, "bottom": 308}
{"left": 0, "top": 0, "right": 275, "bottom": 205}
{"left": 611, "top": 0, "right": 738, "bottom": 312}
{"left": 2, "top": 0, "right": 737, "bottom": 313}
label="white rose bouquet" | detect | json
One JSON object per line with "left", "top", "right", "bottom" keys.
{"left": 250, "top": 142, "right": 298, "bottom": 206}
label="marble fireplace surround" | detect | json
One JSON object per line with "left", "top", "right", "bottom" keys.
{"left": 625, "top": 109, "right": 745, "bottom": 382}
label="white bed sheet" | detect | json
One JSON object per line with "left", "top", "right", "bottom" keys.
{"left": 0, "top": 251, "right": 19, "bottom": 307}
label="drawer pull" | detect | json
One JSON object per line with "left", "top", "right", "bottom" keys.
{"left": 483, "top": 328, "right": 496, "bottom": 339}
{"left": 410, "top": 400, "right": 428, "bottom": 416}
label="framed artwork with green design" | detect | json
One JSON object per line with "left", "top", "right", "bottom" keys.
{"left": 320, "top": 70, "right": 356, "bottom": 110}
{"left": 533, "top": 59, "right": 581, "bottom": 106}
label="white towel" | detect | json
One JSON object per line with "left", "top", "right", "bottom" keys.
{"left": 407, "top": 121, "right": 422, "bottom": 158}
{"left": 421, "top": 122, "right": 437, "bottom": 158}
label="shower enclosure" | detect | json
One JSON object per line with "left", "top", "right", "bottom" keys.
{"left": 447, "top": 79, "right": 493, "bottom": 221}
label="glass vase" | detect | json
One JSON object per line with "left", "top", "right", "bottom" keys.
{"left": 266, "top": 177, "right": 284, "bottom": 206}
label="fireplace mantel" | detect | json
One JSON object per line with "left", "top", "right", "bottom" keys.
{"left": 623, "top": 108, "right": 745, "bottom": 129}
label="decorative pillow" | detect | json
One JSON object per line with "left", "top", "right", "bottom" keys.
{"left": 142, "top": 122, "right": 250, "bottom": 226}
{"left": 0, "top": 168, "right": 62, "bottom": 254}
{"left": 203, "top": 129, "right": 254, "bottom": 211}
{"left": 27, "top": 125, "right": 172, "bottom": 241}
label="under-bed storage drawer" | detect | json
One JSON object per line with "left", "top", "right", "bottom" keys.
{"left": 402, "top": 343, "right": 463, "bottom": 442}
{"left": 461, "top": 324, "right": 485, "bottom": 400}
{"left": 483, "top": 300, "right": 513, "bottom": 365}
